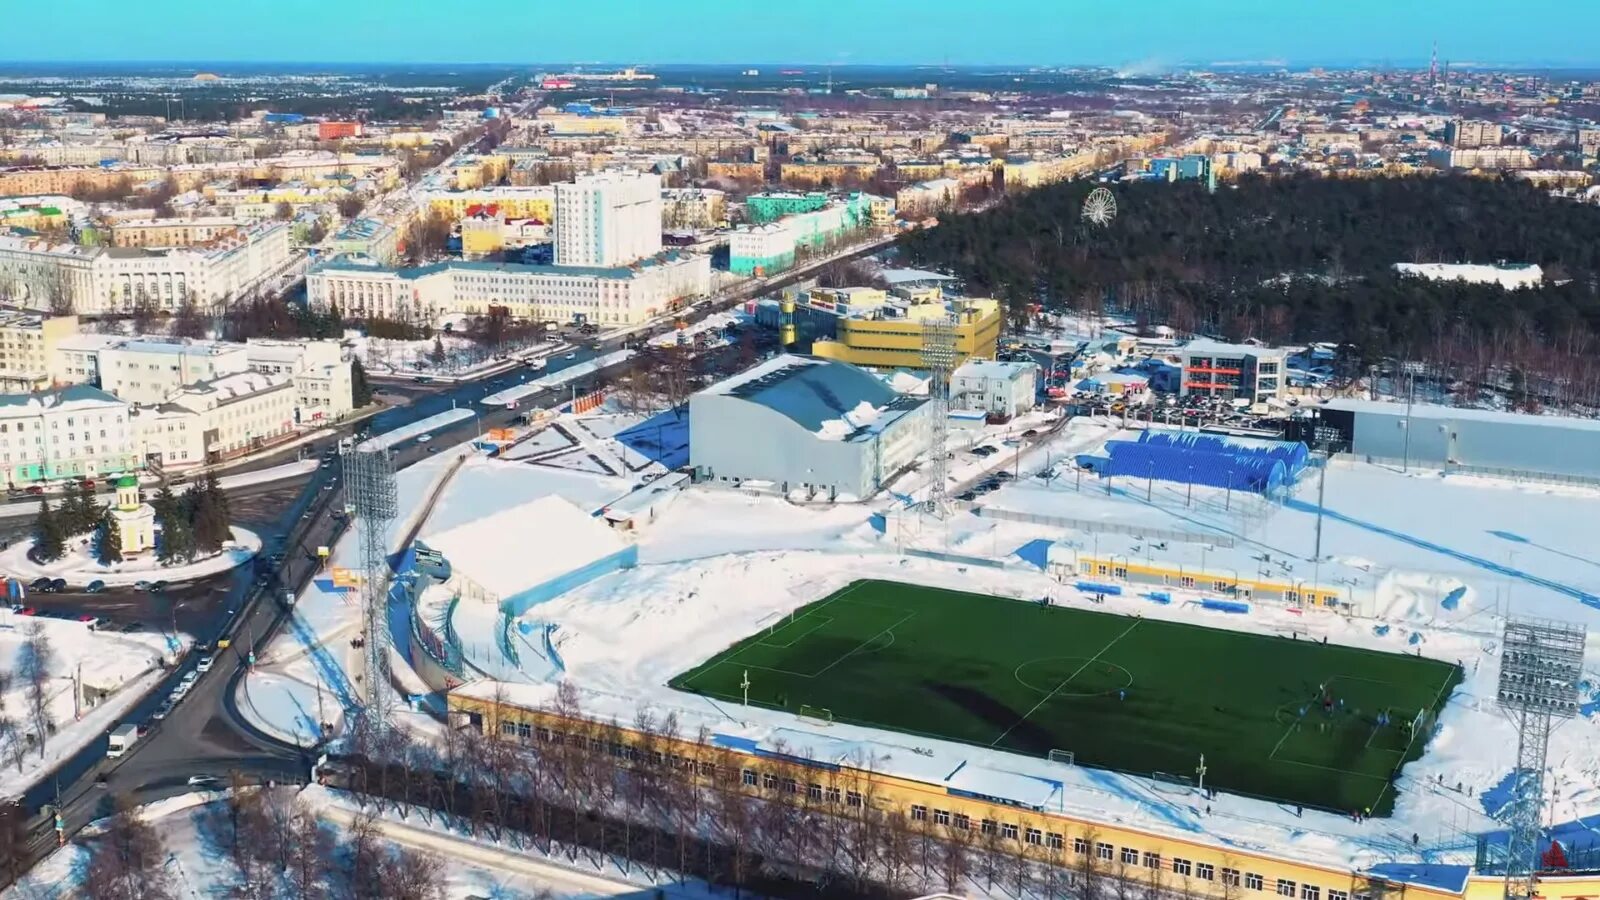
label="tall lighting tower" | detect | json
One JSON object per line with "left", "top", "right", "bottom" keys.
{"left": 344, "top": 444, "right": 399, "bottom": 727}
{"left": 1495, "top": 617, "right": 1586, "bottom": 900}
{"left": 920, "top": 315, "right": 960, "bottom": 517}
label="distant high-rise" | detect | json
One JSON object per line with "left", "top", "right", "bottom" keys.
{"left": 555, "top": 171, "right": 663, "bottom": 268}
{"left": 1445, "top": 119, "right": 1503, "bottom": 149}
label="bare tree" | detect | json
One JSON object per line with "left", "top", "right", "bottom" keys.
{"left": 82, "top": 796, "right": 175, "bottom": 900}
{"left": 344, "top": 807, "right": 386, "bottom": 900}
{"left": 376, "top": 846, "right": 448, "bottom": 900}
{"left": 18, "top": 621, "right": 52, "bottom": 759}
{"left": 285, "top": 801, "right": 334, "bottom": 900}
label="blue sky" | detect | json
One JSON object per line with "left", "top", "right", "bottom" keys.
{"left": 6, "top": 0, "right": 1596, "bottom": 67}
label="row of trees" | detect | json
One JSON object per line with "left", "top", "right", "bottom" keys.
{"left": 31, "top": 481, "right": 110, "bottom": 564}
{"left": 900, "top": 174, "right": 1600, "bottom": 408}
{"left": 74, "top": 788, "right": 452, "bottom": 900}
{"left": 329, "top": 684, "right": 1244, "bottom": 900}
{"left": 150, "top": 473, "right": 232, "bottom": 565}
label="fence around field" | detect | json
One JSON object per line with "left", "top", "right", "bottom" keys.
{"left": 975, "top": 506, "right": 1237, "bottom": 547}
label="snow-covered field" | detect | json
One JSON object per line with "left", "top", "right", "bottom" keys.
{"left": 9, "top": 785, "right": 721, "bottom": 900}
{"left": 0, "top": 614, "right": 178, "bottom": 799}
{"left": 236, "top": 407, "right": 1600, "bottom": 878}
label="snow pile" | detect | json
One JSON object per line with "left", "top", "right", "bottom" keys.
{"left": 816, "top": 400, "right": 884, "bottom": 441}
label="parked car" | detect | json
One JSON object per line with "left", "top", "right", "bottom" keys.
{"left": 149, "top": 580, "right": 168, "bottom": 592}
{"left": 134, "top": 581, "right": 152, "bottom": 592}
{"left": 47, "top": 579, "right": 65, "bottom": 593}
{"left": 196, "top": 657, "right": 215, "bottom": 674}
{"left": 186, "top": 775, "right": 221, "bottom": 788}
{"left": 28, "top": 577, "right": 50, "bottom": 592}
{"left": 85, "top": 580, "right": 107, "bottom": 594}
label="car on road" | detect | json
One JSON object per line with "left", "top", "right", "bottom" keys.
{"left": 187, "top": 775, "right": 221, "bottom": 788}
{"left": 86, "top": 580, "right": 106, "bottom": 593}
{"left": 196, "top": 657, "right": 215, "bottom": 673}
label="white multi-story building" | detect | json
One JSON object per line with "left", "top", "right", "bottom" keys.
{"left": 555, "top": 171, "right": 662, "bottom": 267}
{"left": 307, "top": 251, "right": 711, "bottom": 327}
{"left": 0, "top": 385, "right": 137, "bottom": 487}
{"left": 952, "top": 359, "right": 1039, "bottom": 418}
{"left": 1178, "top": 340, "right": 1286, "bottom": 406}
{"left": 0, "top": 221, "right": 291, "bottom": 314}
{"left": 245, "top": 338, "right": 355, "bottom": 425}
{"left": 131, "top": 371, "right": 296, "bottom": 469}
{"left": 98, "top": 339, "right": 250, "bottom": 406}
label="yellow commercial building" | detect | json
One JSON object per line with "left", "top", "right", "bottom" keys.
{"left": 447, "top": 686, "right": 1600, "bottom": 900}
{"left": 811, "top": 298, "right": 1001, "bottom": 369}
{"left": 425, "top": 186, "right": 555, "bottom": 224}
{"left": 0, "top": 313, "right": 79, "bottom": 392}
{"left": 459, "top": 210, "right": 505, "bottom": 259}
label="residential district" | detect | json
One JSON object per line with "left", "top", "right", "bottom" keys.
{"left": 0, "top": 60, "right": 1596, "bottom": 900}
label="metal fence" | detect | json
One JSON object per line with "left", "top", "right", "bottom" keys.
{"left": 975, "top": 506, "right": 1236, "bottom": 548}
{"left": 1339, "top": 453, "right": 1600, "bottom": 490}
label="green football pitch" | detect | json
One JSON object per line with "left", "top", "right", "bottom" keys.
{"left": 669, "top": 579, "right": 1460, "bottom": 815}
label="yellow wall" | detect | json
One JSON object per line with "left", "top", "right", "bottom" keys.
{"left": 428, "top": 190, "right": 554, "bottom": 223}
{"left": 446, "top": 694, "right": 1583, "bottom": 900}
{"left": 460, "top": 217, "right": 505, "bottom": 258}
{"left": 811, "top": 303, "right": 1001, "bottom": 369}
{"left": 1063, "top": 554, "right": 1346, "bottom": 609}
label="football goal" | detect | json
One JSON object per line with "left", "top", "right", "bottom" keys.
{"left": 1048, "top": 749, "right": 1076, "bottom": 766}
{"left": 798, "top": 705, "right": 835, "bottom": 726}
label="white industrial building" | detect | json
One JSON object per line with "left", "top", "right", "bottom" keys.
{"left": 307, "top": 251, "right": 711, "bottom": 327}
{"left": 555, "top": 170, "right": 663, "bottom": 268}
{"left": 689, "top": 354, "right": 932, "bottom": 501}
{"left": 0, "top": 221, "right": 291, "bottom": 314}
{"left": 952, "top": 359, "right": 1038, "bottom": 418}
{"left": 99, "top": 339, "right": 250, "bottom": 406}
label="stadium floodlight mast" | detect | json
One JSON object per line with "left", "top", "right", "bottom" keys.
{"left": 741, "top": 669, "right": 751, "bottom": 708}
{"left": 920, "top": 316, "right": 961, "bottom": 518}
{"left": 1495, "top": 617, "right": 1586, "bottom": 900}
{"left": 344, "top": 442, "right": 399, "bottom": 731}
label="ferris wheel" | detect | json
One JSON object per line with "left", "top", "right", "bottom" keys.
{"left": 1081, "top": 186, "right": 1117, "bottom": 227}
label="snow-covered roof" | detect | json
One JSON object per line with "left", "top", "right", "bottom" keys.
{"left": 704, "top": 354, "right": 923, "bottom": 440}
{"left": 1182, "top": 338, "right": 1283, "bottom": 358}
{"left": 422, "top": 494, "right": 627, "bottom": 600}
{"left": 0, "top": 384, "right": 123, "bottom": 413}
{"left": 954, "top": 358, "right": 1037, "bottom": 382}
{"left": 1321, "top": 397, "right": 1600, "bottom": 434}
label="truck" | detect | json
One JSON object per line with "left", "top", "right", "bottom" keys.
{"left": 107, "top": 723, "right": 140, "bottom": 758}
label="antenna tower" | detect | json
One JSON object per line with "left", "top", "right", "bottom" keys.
{"left": 921, "top": 316, "right": 960, "bottom": 516}
{"left": 1495, "top": 617, "right": 1586, "bottom": 900}
{"left": 345, "top": 444, "right": 399, "bottom": 728}
{"left": 1429, "top": 41, "right": 1439, "bottom": 86}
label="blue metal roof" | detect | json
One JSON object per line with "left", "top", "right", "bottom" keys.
{"left": 721, "top": 356, "right": 900, "bottom": 434}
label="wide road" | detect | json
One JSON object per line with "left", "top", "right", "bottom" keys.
{"left": 3, "top": 228, "right": 900, "bottom": 877}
